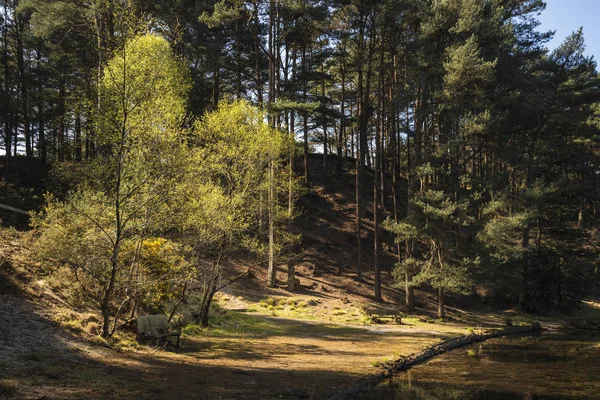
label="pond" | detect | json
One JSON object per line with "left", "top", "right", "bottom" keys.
{"left": 359, "top": 331, "right": 600, "bottom": 399}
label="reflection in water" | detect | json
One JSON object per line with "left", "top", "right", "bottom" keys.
{"left": 359, "top": 332, "right": 600, "bottom": 399}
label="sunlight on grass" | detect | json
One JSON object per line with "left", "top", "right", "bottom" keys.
{"left": 244, "top": 296, "right": 368, "bottom": 324}
{"left": 183, "top": 307, "right": 367, "bottom": 340}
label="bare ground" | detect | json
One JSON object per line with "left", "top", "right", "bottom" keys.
{"left": 0, "top": 284, "right": 450, "bottom": 400}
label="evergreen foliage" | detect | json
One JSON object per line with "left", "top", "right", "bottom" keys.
{"left": 1, "top": 0, "right": 599, "bottom": 329}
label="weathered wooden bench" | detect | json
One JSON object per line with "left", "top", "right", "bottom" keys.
{"left": 136, "top": 314, "right": 181, "bottom": 347}
{"left": 366, "top": 309, "right": 402, "bottom": 324}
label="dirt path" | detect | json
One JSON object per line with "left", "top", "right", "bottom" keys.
{"left": 0, "top": 292, "right": 450, "bottom": 400}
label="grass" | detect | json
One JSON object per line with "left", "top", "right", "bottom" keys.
{"left": 182, "top": 306, "right": 366, "bottom": 340}
{"left": 250, "top": 296, "right": 368, "bottom": 324}
{"left": 109, "top": 331, "right": 144, "bottom": 351}
{"left": 0, "top": 379, "right": 18, "bottom": 397}
{"left": 182, "top": 311, "right": 289, "bottom": 338}
{"left": 52, "top": 310, "right": 102, "bottom": 336}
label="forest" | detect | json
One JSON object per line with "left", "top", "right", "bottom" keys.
{"left": 1, "top": 2, "right": 600, "bottom": 397}
{"left": 2, "top": 0, "right": 600, "bottom": 320}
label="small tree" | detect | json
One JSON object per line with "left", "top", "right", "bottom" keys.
{"left": 32, "top": 33, "right": 191, "bottom": 337}
{"left": 383, "top": 220, "right": 419, "bottom": 312}
{"left": 177, "top": 100, "right": 296, "bottom": 326}
{"left": 385, "top": 164, "right": 477, "bottom": 318}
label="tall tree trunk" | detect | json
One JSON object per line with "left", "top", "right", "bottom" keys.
{"left": 374, "top": 130, "right": 381, "bottom": 301}
{"left": 437, "top": 287, "right": 445, "bottom": 319}
{"left": 252, "top": 2, "right": 263, "bottom": 106}
{"left": 337, "top": 54, "right": 346, "bottom": 178}
{"left": 213, "top": 66, "right": 219, "bottom": 107}
{"left": 38, "top": 91, "right": 46, "bottom": 163}
{"left": 302, "top": 45, "right": 309, "bottom": 187}
{"left": 373, "top": 31, "right": 385, "bottom": 303}
{"left": 266, "top": 0, "right": 278, "bottom": 287}
{"left": 75, "top": 107, "right": 82, "bottom": 162}
{"left": 321, "top": 42, "right": 328, "bottom": 180}
{"left": 16, "top": 10, "right": 31, "bottom": 157}
{"left": 57, "top": 78, "right": 66, "bottom": 162}
{"left": 267, "top": 160, "right": 276, "bottom": 287}
{"left": 3, "top": 2, "right": 12, "bottom": 161}
{"left": 287, "top": 42, "right": 297, "bottom": 292}
{"left": 355, "top": 14, "right": 366, "bottom": 282}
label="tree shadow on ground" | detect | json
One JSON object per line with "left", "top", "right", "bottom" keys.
{"left": 0, "top": 281, "right": 442, "bottom": 400}
{"left": 4, "top": 339, "right": 369, "bottom": 399}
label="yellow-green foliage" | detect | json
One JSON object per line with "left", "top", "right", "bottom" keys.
{"left": 101, "top": 33, "right": 190, "bottom": 144}
{"left": 31, "top": 41, "right": 300, "bottom": 337}
{"left": 130, "top": 237, "right": 193, "bottom": 314}
{"left": 31, "top": 190, "right": 118, "bottom": 306}
{"left": 177, "top": 100, "right": 298, "bottom": 259}
{"left": 31, "top": 33, "right": 193, "bottom": 336}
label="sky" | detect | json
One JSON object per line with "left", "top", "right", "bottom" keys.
{"left": 537, "top": 0, "right": 600, "bottom": 61}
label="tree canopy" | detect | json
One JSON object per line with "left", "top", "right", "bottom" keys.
{"left": 2, "top": 0, "right": 600, "bottom": 326}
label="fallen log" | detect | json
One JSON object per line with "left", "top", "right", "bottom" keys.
{"left": 329, "top": 322, "right": 542, "bottom": 400}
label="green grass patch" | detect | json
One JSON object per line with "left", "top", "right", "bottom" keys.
{"left": 108, "top": 331, "right": 143, "bottom": 351}
{"left": 245, "top": 296, "right": 366, "bottom": 324}
{"left": 183, "top": 309, "right": 366, "bottom": 339}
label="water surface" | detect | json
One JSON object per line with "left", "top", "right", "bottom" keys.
{"left": 360, "top": 331, "right": 600, "bottom": 399}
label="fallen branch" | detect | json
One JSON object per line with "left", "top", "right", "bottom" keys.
{"left": 0, "top": 203, "right": 30, "bottom": 216}
{"left": 329, "top": 322, "right": 542, "bottom": 400}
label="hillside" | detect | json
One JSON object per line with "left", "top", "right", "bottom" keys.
{"left": 0, "top": 155, "right": 489, "bottom": 399}
{"left": 249, "top": 153, "right": 410, "bottom": 303}
{"left": 0, "top": 154, "right": 494, "bottom": 324}
{"left": 4, "top": 155, "right": 598, "bottom": 399}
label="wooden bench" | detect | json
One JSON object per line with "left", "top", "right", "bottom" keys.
{"left": 136, "top": 315, "right": 181, "bottom": 347}
{"left": 366, "top": 309, "right": 402, "bottom": 324}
